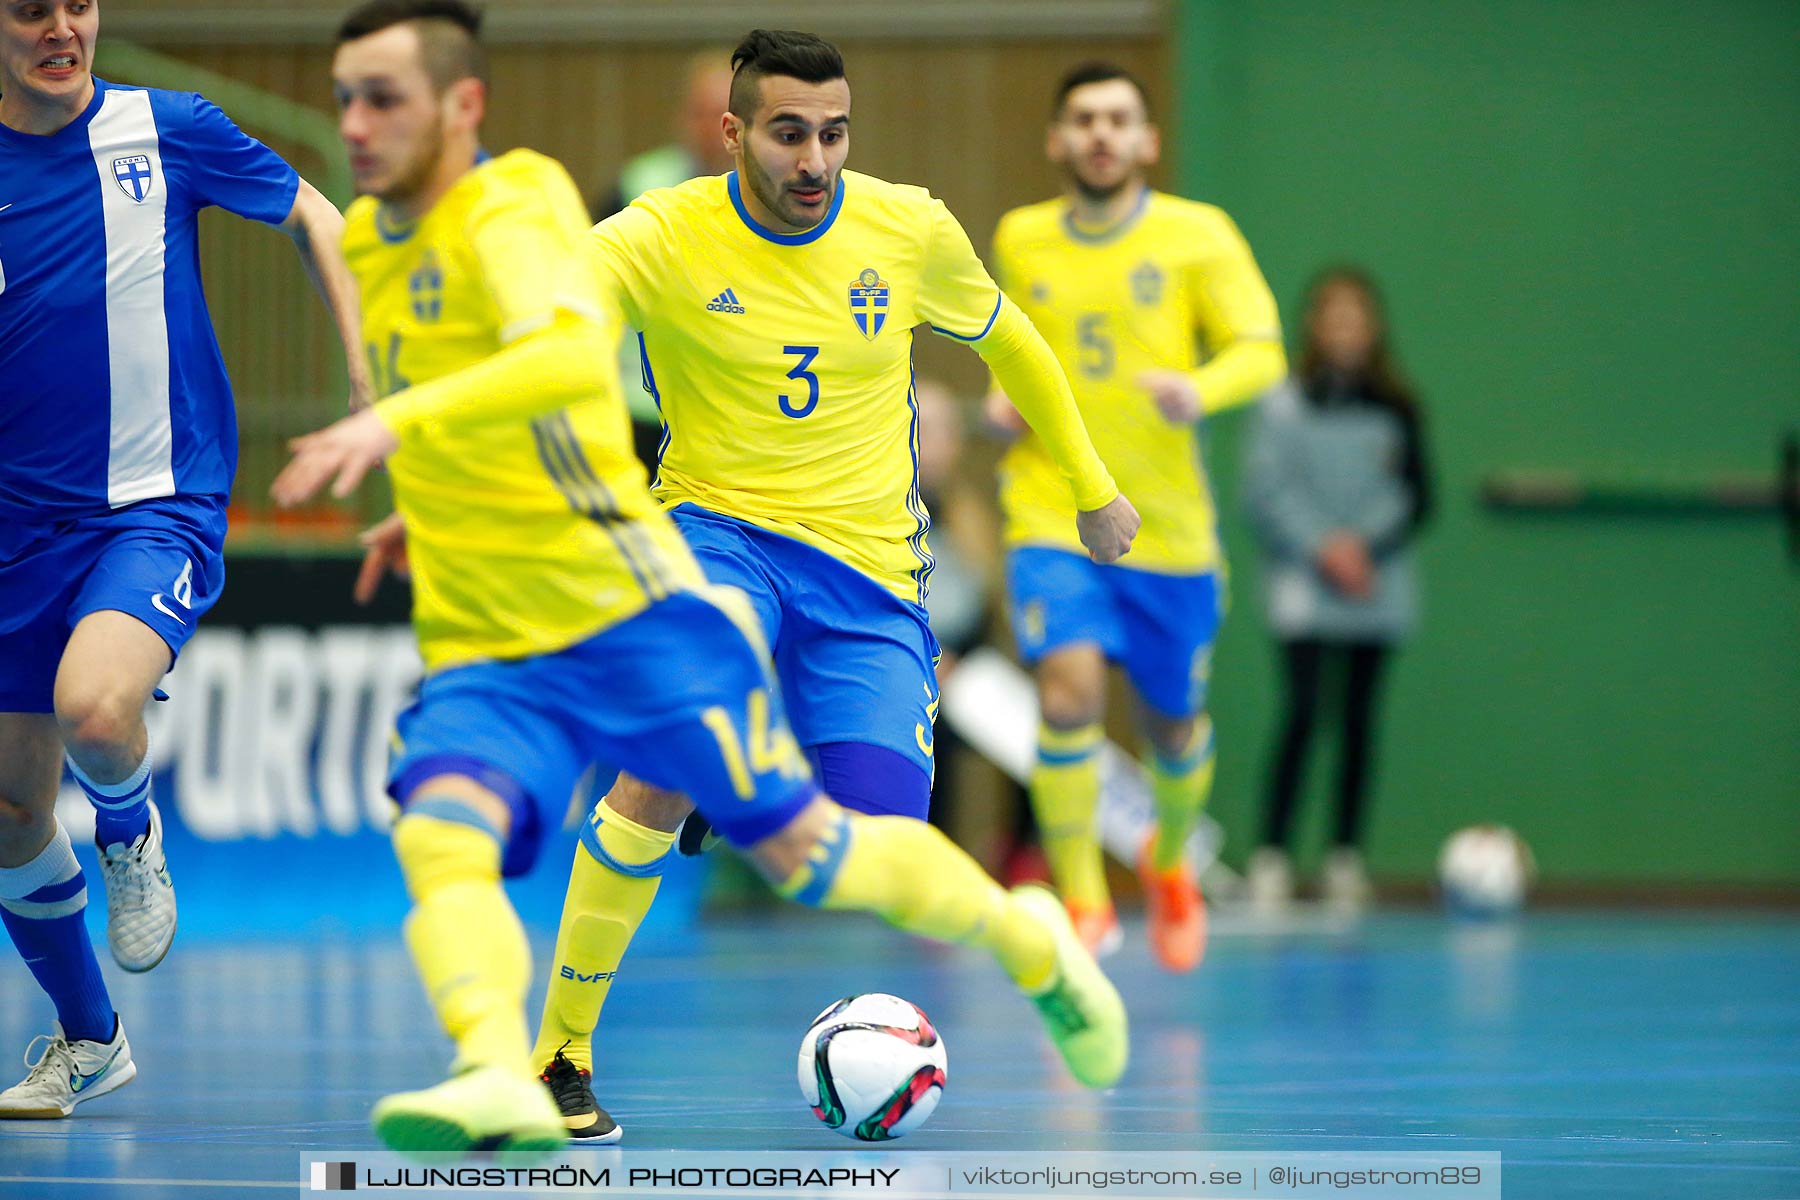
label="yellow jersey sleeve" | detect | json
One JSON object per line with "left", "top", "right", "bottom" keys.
{"left": 1186, "top": 207, "right": 1284, "bottom": 415}
{"left": 1189, "top": 207, "right": 1280, "bottom": 351}
{"left": 918, "top": 199, "right": 1004, "bottom": 340}
{"left": 468, "top": 161, "right": 606, "bottom": 343}
{"left": 588, "top": 199, "right": 665, "bottom": 333}
{"left": 346, "top": 150, "right": 701, "bottom": 673}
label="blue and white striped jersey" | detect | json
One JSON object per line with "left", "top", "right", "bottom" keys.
{"left": 0, "top": 79, "right": 299, "bottom": 523}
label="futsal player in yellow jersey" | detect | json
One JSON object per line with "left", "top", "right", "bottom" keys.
{"left": 273, "top": 3, "right": 1129, "bottom": 1154}
{"left": 990, "top": 64, "right": 1285, "bottom": 972}
{"left": 526, "top": 29, "right": 1140, "bottom": 1138}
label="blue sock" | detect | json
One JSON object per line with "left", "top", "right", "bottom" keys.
{"left": 70, "top": 748, "right": 152, "bottom": 849}
{"left": 0, "top": 823, "right": 115, "bottom": 1044}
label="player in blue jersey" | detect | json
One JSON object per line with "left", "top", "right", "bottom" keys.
{"left": 0, "top": 0, "right": 369, "bottom": 1118}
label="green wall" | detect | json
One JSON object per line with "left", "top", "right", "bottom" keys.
{"left": 1173, "top": 1, "right": 1799, "bottom": 884}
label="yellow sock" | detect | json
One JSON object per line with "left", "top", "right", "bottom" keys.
{"left": 530, "top": 802, "right": 674, "bottom": 1074}
{"left": 391, "top": 812, "right": 532, "bottom": 1078}
{"left": 1150, "top": 718, "right": 1216, "bottom": 872}
{"left": 1030, "top": 723, "right": 1108, "bottom": 910}
{"left": 780, "top": 809, "right": 1055, "bottom": 993}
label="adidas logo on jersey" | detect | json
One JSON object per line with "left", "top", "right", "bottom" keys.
{"left": 706, "top": 288, "right": 746, "bottom": 314}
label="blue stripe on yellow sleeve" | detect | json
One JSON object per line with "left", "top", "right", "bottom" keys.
{"left": 930, "top": 291, "right": 1003, "bottom": 342}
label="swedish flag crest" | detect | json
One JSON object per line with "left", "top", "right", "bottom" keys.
{"left": 409, "top": 250, "right": 443, "bottom": 322}
{"left": 849, "top": 268, "right": 889, "bottom": 340}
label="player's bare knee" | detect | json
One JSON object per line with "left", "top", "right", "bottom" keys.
{"left": 1038, "top": 675, "right": 1104, "bottom": 729}
{"left": 1036, "top": 648, "right": 1106, "bottom": 729}
{"left": 606, "top": 775, "right": 692, "bottom": 833}
{"left": 1146, "top": 713, "right": 1202, "bottom": 760}
{"left": 53, "top": 683, "right": 144, "bottom": 765}
{"left": 0, "top": 797, "right": 55, "bottom": 866}
{"left": 400, "top": 774, "right": 514, "bottom": 842}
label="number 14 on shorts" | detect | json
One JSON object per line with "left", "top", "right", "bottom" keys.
{"left": 702, "top": 688, "right": 809, "bottom": 798}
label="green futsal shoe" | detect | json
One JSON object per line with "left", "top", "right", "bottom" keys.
{"left": 372, "top": 1063, "right": 567, "bottom": 1155}
{"left": 1010, "top": 884, "right": 1130, "bottom": 1089}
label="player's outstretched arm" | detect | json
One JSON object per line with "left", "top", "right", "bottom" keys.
{"left": 1177, "top": 210, "right": 1286, "bottom": 419}
{"left": 272, "top": 306, "right": 617, "bottom": 509}
{"left": 271, "top": 407, "right": 399, "bottom": 507}
{"left": 280, "top": 179, "right": 376, "bottom": 412}
{"left": 969, "top": 298, "right": 1137, "bottom": 560}
{"left": 1143, "top": 337, "right": 1285, "bottom": 423}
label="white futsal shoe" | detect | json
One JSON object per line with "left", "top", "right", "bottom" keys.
{"left": 97, "top": 799, "right": 177, "bottom": 972}
{"left": 0, "top": 1020, "right": 136, "bottom": 1118}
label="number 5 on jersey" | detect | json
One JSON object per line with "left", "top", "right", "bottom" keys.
{"left": 780, "top": 345, "right": 821, "bottom": 418}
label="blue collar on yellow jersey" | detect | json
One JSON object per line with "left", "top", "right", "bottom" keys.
{"left": 1061, "top": 184, "right": 1150, "bottom": 245}
{"left": 727, "top": 169, "right": 845, "bottom": 246}
{"left": 375, "top": 147, "right": 495, "bottom": 244}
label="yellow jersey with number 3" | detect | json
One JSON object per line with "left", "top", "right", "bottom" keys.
{"left": 994, "top": 190, "right": 1282, "bottom": 572}
{"left": 344, "top": 149, "right": 701, "bottom": 672}
{"left": 592, "top": 169, "right": 1006, "bottom": 606}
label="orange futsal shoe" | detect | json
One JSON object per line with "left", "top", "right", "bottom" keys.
{"left": 1066, "top": 901, "right": 1123, "bottom": 959}
{"left": 1138, "top": 838, "right": 1206, "bottom": 973}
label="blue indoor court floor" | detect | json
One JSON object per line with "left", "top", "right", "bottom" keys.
{"left": 0, "top": 909, "right": 1795, "bottom": 1199}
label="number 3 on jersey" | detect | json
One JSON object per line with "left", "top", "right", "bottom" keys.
{"left": 779, "top": 345, "right": 820, "bottom": 418}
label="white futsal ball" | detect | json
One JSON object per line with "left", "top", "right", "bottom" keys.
{"left": 798, "top": 993, "right": 947, "bottom": 1141}
{"left": 1437, "top": 825, "right": 1535, "bottom": 916}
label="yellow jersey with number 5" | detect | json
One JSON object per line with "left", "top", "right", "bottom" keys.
{"left": 343, "top": 149, "right": 701, "bottom": 672}
{"left": 592, "top": 169, "right": 1005, "bottom": 606}
{"left": 994, "top": 190, "right": 1282, "bottom": 572}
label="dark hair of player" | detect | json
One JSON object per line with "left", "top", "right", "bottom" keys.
{"left": 1052, "top": 61, "right": 1151, "bottom": 119}
{"left": 1297, "top": 267, "right": 1419, "bottom": 415}
{"left": 728, "top": 29, "right": 846, "bottom": 120}
{"left": 336, "top": 0, "right": 487, "bottom": 89}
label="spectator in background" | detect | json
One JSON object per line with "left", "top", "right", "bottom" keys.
{"left": 594, "top": 49, "right": 735, "bottom": 467}
{"left": 591, "top": 49, "right": 735, "bottom": 220}
{"left": 1243, "top": 267, "right": 1432, "bottom": 911}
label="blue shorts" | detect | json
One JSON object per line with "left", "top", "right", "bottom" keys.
{"left": 0, "top": 496, "right": 226, "bottom": 713}
{"left": 671, "top": 505, "right": 939, "bottom": 817}
{"left": 387, "top": 588, "right": 821, "bottom": 877}
{"left": 1007, "top": 546, "right": 1222, "bottom": 718}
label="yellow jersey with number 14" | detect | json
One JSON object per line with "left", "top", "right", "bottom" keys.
{"left": 593, "top": 169, "right": 1014, "bottom": 607}
{"left": 344, "top": 148, "right": 700, "bottom": 673}
{"left": 994, "top": 189, "right": 1283, "bottom": 573}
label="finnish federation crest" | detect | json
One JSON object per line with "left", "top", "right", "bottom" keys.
{"left": 112, "top": 155, "right": 154, "bottom": 204}
{"left": 849, "top": 268, "right": 889, "bottom": 340}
